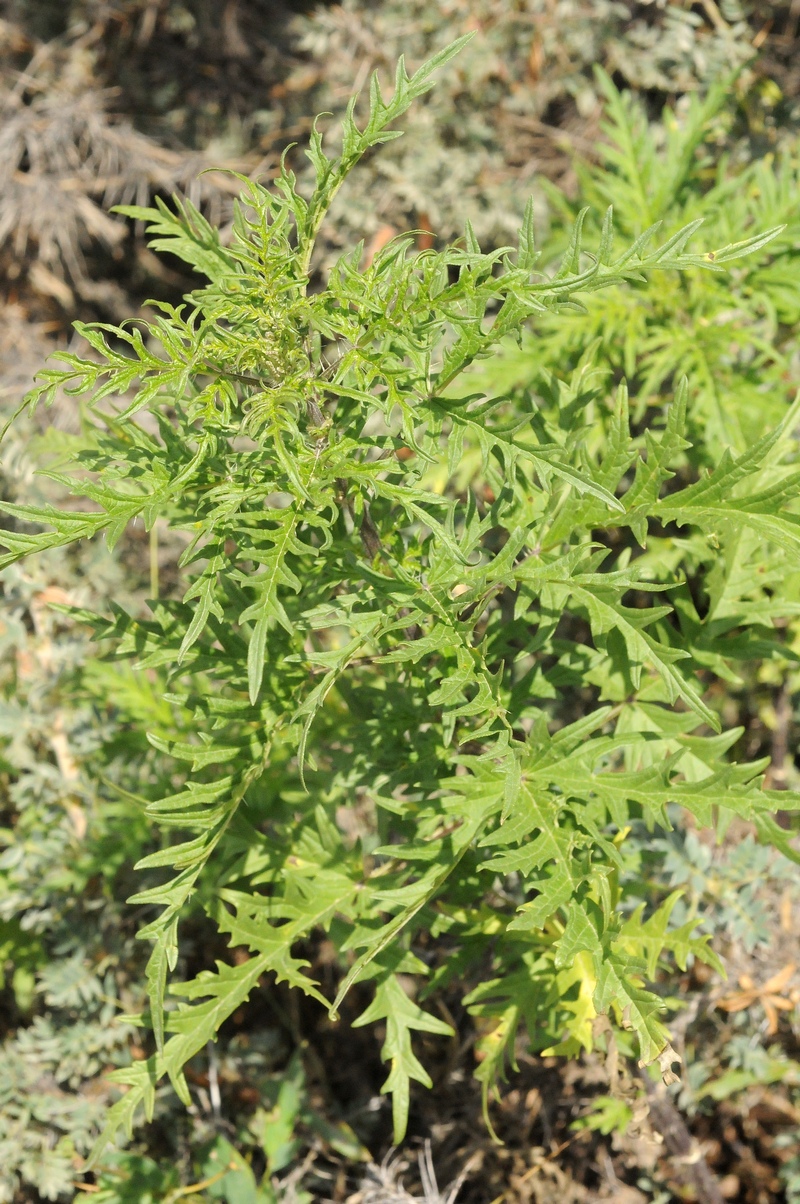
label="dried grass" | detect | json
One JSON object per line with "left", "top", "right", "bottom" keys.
{"left": 346, "top": 1145, "right": 470, "bottom": 1204}
{"left": 0, "top": 35, "right": 244, "bottom": 286}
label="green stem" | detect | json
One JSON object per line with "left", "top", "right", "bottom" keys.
{"left": 149, "top": 523, "right": 159, "bottom": 600}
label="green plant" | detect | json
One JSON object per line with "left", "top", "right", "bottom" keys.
{"left": 778, "top": 1129, "right": 800, "bottom": 1203}
{"left": 3, "top": 36, "right": 799, "bottom": 1162}
{"left": 474, "top": 66, "right": 800, "bottom": 459}
{"left": 571, "top": 1094, "right": 634, "bottom": 1137}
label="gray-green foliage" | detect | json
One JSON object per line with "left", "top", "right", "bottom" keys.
{"left": 0, "top": 412, "right": 146, "bottom": 1200}
{"left": 654, "top": 830, "right": 796, "bottom": 952}
{"left": 4, "top": 37, "right": 800, "bottom": 1157}
{"left": 283, "top": 0, "right": 762, "bottom": 258}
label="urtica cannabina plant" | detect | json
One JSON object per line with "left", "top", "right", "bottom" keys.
{"left": 2, "top": 36, "right": 798, "bottom": 1153}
